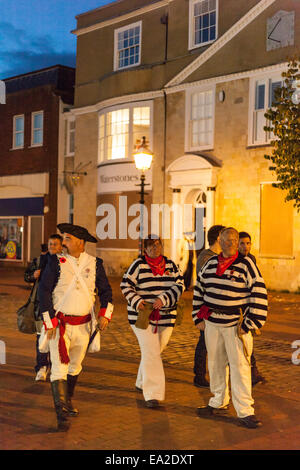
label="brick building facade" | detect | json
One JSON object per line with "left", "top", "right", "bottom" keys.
{"left": 0, "top": 65, "right": 75, "bottom": 266}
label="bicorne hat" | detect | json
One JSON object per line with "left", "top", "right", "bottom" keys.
{"left": 57, "top": 223, "right": 97, "bottom": 243}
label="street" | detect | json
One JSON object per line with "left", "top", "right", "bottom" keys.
{"left": 0, "top": 267, "right": 300, "bottom": 450}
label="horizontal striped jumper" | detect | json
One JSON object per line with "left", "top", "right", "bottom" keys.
{"left": 192, "top": 254, "right": 268, "bottom": 332}
{"left": 121, "top": 256, "right": 185, "bottom": 328}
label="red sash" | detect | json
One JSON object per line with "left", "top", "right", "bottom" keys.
{"left": 56, "top": 312, "right": 91, "bottom": 364}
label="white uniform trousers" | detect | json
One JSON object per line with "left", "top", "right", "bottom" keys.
{"left": 204, "top": 320, "right": 254, "bottom": 418}
{"left": 131, "top": 325, "right": 173, "bottom": 402}
{"left": 49, "top": 322, "right": 90, "bottom": 382}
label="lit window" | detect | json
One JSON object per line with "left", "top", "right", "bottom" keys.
{"left": 187, "top": 89, "right": 214, "bottom": 150}
{"left": 114, "top": 21, "right": 141, "bottom": 70}
{"left": 32, "top": 111, "right": 43, "bottom": 146}
{"left": 189, "top": 0, "right": 218, "bottom": 49}
{"left": 0, "top": 217, "right": 23, "bottom": 261}
{"left": 13, "top": 115, "right": 24, "bottom": 148}
{"left": 68, "top": 120, "right": 75, "bottom": 155}
{"left": 98, "top": 104, "right": 151, "bottom": 163}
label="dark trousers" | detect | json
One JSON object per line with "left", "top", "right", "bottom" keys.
{"left": 35, "top": 335, "right": 50, "bottom": 373}
{"left": 193, "top": 330, "right": 207, "bottom": 377}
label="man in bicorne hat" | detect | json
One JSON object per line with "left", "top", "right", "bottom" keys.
{"left": 38, "top": 223, "right": 113, "bottom": 431}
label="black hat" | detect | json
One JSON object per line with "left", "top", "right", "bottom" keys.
{"left": 57, "top": 223, "right": 97, "bottom": 243}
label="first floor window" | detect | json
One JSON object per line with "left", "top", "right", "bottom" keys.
{"left": 0, "top": 217, "right": 23, "bottom": 261}
{"left": 32, "top": 111, "right": 43, "bottom": 146}
{"left": 13, "top": 115, "right": 24, "bottom": 148}
{"left": 250, "top": 76, "right": 282, "bottom": 145}
{"left": 186, "top": 88, "right": 214, "bottom": 150}
{"left": 260, "top": 184, "right": 293, "bottom": 257}
{"left": 114, "top": 21, "right": 141, "bottom": 70}
{"left": 98, "top": 103, "right": 151, "bottom": 163}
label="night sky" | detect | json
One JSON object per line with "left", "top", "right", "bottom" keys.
{"left": 0, "top": 0, "right": 112, "bottom": 79}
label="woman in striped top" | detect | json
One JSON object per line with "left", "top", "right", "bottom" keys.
{"left": 121, "top": 235, "right": 184, "bottom": 408}
{"left": 192, "top": 227, "right": 268, "bottom": 428}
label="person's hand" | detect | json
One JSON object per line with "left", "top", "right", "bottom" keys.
{"left": 98, "top": 316, "right": 109, "bottom": 332}
{"left": 47, "top": 327, "right": 57, "bottom": 340}
{"left": 137, "top": 300, "right": 146, "bottom": 311}
{"left": 33, "top": 269, "right": 41, "bottom": 279}
{"left": 196, "top": 322, "right": 205, "bottom": 331}
{"left": 153, "top": 298, "right": 163, "bottom": 310}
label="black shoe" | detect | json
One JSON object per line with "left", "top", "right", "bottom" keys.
{"left": 66, "top": 374, "right": 79, "bottom": 416}
{"left": 51, "top": 380, "right": 71, "bottom": 431}
{"left": 194, "top": 376, "right": 210, "bottom": 388}
{"left": 146, "top": 399, "right": 159, "bottom": 408}
{"left": 252, "top": 373, "right": 266, "bottom": 386}
{"left": 238, "top": 415, "right": 262, "bottom": 429}
{"left": 197, "top": 405, "right": 229, "bottom": 417}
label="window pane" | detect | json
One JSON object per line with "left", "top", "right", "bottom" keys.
{"left": 15, "top": 116, "right": 24, "bottom": 132}
{"left": 15, "top": 132, "right": 24, "bottom": 147}
{"left": 190, "top": 90, "right": 213, "bottom": 148}
{"left": 255, "top": 83, "right": 265, "bottom": 110}
{"left": 117, "top": 24, "right": 140, "bottom": 69}
{"left": 33, "top": 129, "right": 43, "bottom": 144}
{"left": 34, "top": 113, "right": 43, "bottom": 129}
{"left": 269, "top": 81, "right": 282, "bottom": 106}
{"left": 193, "top": 0, "right": 216, "bottom": 46}
{"left": 133, "top": 106, "right": 150, "bottom": 151}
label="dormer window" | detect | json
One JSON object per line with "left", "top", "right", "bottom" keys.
{"left": 114, "top": 21, "right": 142, "bottom": 71}
{"left": 189, "top": 0, "right": 218, "bottom": 50}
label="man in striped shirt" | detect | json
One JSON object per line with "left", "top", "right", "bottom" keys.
{"left": 192, "top": 227, "right": 268, "bottom": 428}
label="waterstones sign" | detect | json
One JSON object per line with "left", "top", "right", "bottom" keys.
{"left": 97, "top": 161, "right": 152, "bottom": 194}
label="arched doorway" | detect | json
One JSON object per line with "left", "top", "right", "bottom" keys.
{"left": 166, "top": 153, "right": 221, "bottom": 283}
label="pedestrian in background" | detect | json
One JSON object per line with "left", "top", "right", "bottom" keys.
{"left": 24, "top": 235, "right": 63, "bottom": 381}
{"left": 239, "top": 231, "right": 266, "bottom": 386}
{"left": 121, "top": 234, "right": 184, "bottom": 409}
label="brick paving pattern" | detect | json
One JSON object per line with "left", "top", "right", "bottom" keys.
{"left": 0, "top": 268, "right": 300, "bottom": 450}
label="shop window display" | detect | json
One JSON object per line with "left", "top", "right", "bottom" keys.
{"left": 0, "top": 218, "right": 23, "bottom": 260}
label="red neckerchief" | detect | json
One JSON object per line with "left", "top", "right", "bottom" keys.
{"left": 216, "top": 251, "right": 239, "bottom": 276}
{"left": 145, "top": 254, "right": 166, "bottom": 276}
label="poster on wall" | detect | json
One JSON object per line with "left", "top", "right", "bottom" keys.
{"left": 0, "top": 218, "right": 23, "bottom": 260}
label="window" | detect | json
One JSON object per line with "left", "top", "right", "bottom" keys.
{"left": 186, "top": 87, "right": 215, "bottom": 150}
{"left": 31, "top": 111, "right": 43, "bottom": 146}
{"left": 13, "top": 115, "right": 24, "bottom": 148}
{"left": 249, "top": 75, "right": 282, "bottom": 146}
{"left": 98, "top": 102, "right": 152, "bottom": 163}
{"left": 65, "top": 119, "right": 75, "bottom": 156}
{"left": 260, "top": 184, "right": 293, "bottom": 257}
{"left": 0, "top": 217, "right": 23, "bottom": 261}
{"left": 189, "top": 0, "right": 218, "bottom": 50}
{"left": 114, "top": 21, "right": 141, "bottom": 71}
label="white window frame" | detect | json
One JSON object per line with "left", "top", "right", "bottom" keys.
{"left": 98, "top": 100, "right": 153, "bottom": 165}
{"left": 12, "top": 114, "right": 24, "bottom": 149}
{"left": 65, "top": 117, "right": 75, "bottom": 156}
{"left": 31, "top": 110, "right": 44, "bottom": 147}
{"left": 188, "top": 0, "right": 219, "bottom": 51}
{"left": 185, "top": 85, "right": 216, "bottom": 152}
{"left": 114, "top": 21, "right": 142, "bottom": 71}
{"left": 248, "top": 72, "right": 283, "bottom": 147}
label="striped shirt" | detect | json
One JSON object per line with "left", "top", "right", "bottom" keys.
{"left": 192, "top": 254, "right": 268, "bottom": 332}
{"left": 121, "top": 256, "right": 185, "bottom": 328}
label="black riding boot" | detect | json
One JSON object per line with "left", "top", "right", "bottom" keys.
{"left": 67, "top": 374, "right": 79, "bottom": 416}
{"left": 51, "top": 380, "right": 70, "bottom": 431}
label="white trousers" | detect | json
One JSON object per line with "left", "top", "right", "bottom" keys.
{"left": 49, "top": 322, "right": 90, "bottom": 382}
{"left": 131, "top": 325, "right": 173, "bottom": 402}
{"left": 204, "top": 320, "right": 254, "bottom": 418}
